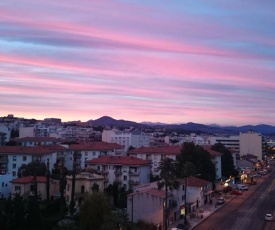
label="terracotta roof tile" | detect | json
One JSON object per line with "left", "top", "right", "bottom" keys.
{"left": 0, "top": 145, "right": 64, "bottom": 155}
{"left": 128, "top": 146, "right": 181, "bottom": 155}
{"left": 11, "top": 176, "right": 47, "bottom": 184}
{"left": 17, "top": 137, "right": 60, "bottom": 142}
{"left": 202, "top": 145, "right": 223, "bottom": 157}
{"left": 86, "top": 155, "right": 151, "bottom": 166}
{"left": 70, "top": 141, "right": 124, "bottom": 151}
{"left": 178, "top": 176, "right": 211, "bottom": 187}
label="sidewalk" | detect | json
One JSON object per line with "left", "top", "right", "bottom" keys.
{"left": 168, "top": 194, "right": 236, "bottom": 230}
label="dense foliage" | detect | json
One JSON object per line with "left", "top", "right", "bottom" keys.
{"left": 177, "top": 142, "right": 216, "bottom": 182}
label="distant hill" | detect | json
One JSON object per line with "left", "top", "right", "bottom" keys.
{"left": 88, "top": 116, "right": 275, "bottom": 135}
{"left": 88, "top": 116, "right": 140, "bottom": 127}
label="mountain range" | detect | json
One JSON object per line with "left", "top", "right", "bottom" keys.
{"left": 88, "top": 116, "right": 275, "bottom": 135}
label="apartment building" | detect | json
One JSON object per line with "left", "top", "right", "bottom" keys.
{"left": 102, "top": 129, "right": 150, "bottom": 151}
{"left": 127, "top": 176, "right": 212, "bottom": 229}
{"left": 128, "top": 145, "right": 222, "bottom": 179}
{"left": 16, "top": 136, "right": 61, "bottom": 146}
{"left": 69, "top": 142, "right": 125, "bottom": 171}
{"left": 209, "top": 135, "right": 240, "bottom": 152}
{"left": 240, "top": 131, "right": 263, "bottom": 160}
{"left": 128, "top": 146, "right": 181, "bottom": 176}
{"left": 85, "top": 156, "right": 151, "bottom": 190}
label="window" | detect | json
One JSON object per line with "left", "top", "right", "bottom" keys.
{"left": 15, "top": 186, "right": 21, "bottom": 191}
{"left": 123, "top": 176, "right": 127, "bottom": 181}
{"left": 97, "top": 166, "right": 100, "bottom": 171}
{"left": 13, "top": 156, "right": 16, "bottom": 161}
{"left": 12, "top": 164, "right": 16, "bottom": 169}
{"left": 93, "top": 152, "right": 96, "bottom": 156}
{"left": 23, "top": 156, "right": 27, "bottom": 161}
{"left": 2, "top": 182, "right": 4, "bottom": 187}
{"left": 12, "top": 171, "right": 16, "bottom": 176}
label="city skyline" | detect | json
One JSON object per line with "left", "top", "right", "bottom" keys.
{"left": 1, "top": 1, "right": 275, "bottom": 126}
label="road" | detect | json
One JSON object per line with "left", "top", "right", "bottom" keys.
{"left": 193, "top": 170, "right": 275, "bottom": 230}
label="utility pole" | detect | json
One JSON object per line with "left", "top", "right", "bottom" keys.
{"left": 46, "top": 158, "right": 50, "bottom": 205}
{"left": 69, "top": 151, "right": 76, "bottom": 216}
{"left": 59, "top": 159, "right": 65, "bottom": 219}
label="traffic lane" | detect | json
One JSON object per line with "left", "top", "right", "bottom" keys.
{"left": 192, "top": 172, "right": 274, "bottom": 230}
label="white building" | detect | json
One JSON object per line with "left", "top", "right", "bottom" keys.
{"left": 0, "top": 145, "right": 69, "bottom": 178}
{"left": 69, "top": 142, "right": 125, "bottom": 170}
{"left": 17, "top": 136, "right": 61, "bottom": 146}
{"left": 202, "top": 145, "right": 223, "bottom": 179}
{"left": 0, "top": 124, "right": 10, "bottom": 145}
{"left": 209, "top": 135, "right": 240, "bottom": 152}
{"left": 0, "top": 173, "right": 13, "bottom": 198}
{"left": 239, "top": 131, "right": 262, "bottom": 160}
{"left": 85, "top": 155, "right": 151, "bottom": 190}
{"left": 128, "top": 145, "right": 222, "bottom": 179}
{"left": 127, "top": 176, "right": 212, "bottom": 229}
{"left": 102, "top": 129, "right": 150, "bottom": 151}
{"left": 128, "top": 146, "right": 181, "bottom": 176}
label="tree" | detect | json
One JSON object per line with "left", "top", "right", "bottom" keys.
{"left": 17, "top": 161, "right": 47, "bottom": 178}
{"left": 157, "top": 158, "right": 179, "bottom": 230}
{"left": 79, "top": 192, "right": 113, "bottom": 230}
{"left": 91, "top": 183, "right": 99, "bottom": 192}
{"left": 177, "top": 142, "right": 216, "bottom": 182}
{"left": 212, "top": 143, "right": 238, "bottom": 178}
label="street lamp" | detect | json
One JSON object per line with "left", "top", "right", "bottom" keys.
{"left": 184, "top": 176, "right": 188, "bottom": 224}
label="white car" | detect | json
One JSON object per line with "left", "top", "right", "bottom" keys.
{"left": 217, "top": 197, "right": 225, "bottom": 205}
{"left": 265, "top": 214, "right": 273, "bottom": 221}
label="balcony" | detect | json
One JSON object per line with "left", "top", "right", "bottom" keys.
{"left": 129, "top": 171, "right": 140, "bottom": 175}
{"left": 129, "top": 180, "right": 140, "bottom": 185}
{"left": 0, "top": 158, "right": 8, "bottom": 163}
{"left": 114, "top": 170, "right": 122, "bottom": 175}
{"left": 114, "top": 178, "right": 122, "bottom": 184}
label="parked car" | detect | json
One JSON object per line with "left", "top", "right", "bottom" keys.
{"left": 223, "top": 186, "right": 233, "bottom": 193}
{"left": 217, "top": 197, "right": 225, "bottom": 205}
{"left": 265, "top": 214, "right": 273, "bottom": 221}
{"left": 231, "top": 190, "right": 242, "bottom": 195}
{"left": 236, "top": 184, "right": 248, "bottom": 191}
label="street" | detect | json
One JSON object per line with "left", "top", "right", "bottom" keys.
{"left": 193, "top": 170, "right": 275, "bottom": 230}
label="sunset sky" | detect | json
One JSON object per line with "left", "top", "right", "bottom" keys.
{"left": 1, "top": 1, "right": 275, "bottom": 126}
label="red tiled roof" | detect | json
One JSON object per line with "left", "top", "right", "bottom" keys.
{"left": 202, "top": 145, "right": 223, "bottom": 157}
{"left": 178, "top": 176, "right": 211, "bottom": 187}
{"left": 128, "top": 146, "right": 182, "bottom": 155}
{"left": 86, "top": 155, "right": 151, "bottom": 166}
{"left": 145, "top": 188, "right": 168, "bottom": 199}
{"left": 70, "top": 141, "right": 124, "bottom": 151}
{"left": 17, "top": 137, "right": 60, "bottom": 142}
{"left": 11, "top": 176, "right": 47, "bottom": 184}
{"left": 0, "top": 145, "right": 63, "bottom": 155}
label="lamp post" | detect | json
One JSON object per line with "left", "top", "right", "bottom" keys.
{"left": 184, "top": 176, "right": 188, "bottom": 224}
{"left": 69, "top": 151, "right": 76, "bottom": 216}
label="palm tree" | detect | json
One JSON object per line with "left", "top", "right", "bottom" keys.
{"left": 157, "top": 157, "right": 179, "bottom": 230}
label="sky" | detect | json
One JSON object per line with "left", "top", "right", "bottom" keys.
{"left": 1, "top": 0, "right": 275, "bottom": 126}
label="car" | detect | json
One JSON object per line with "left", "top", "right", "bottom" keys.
{"left": 176, "top": 223, "right": 189, "bottom": 230}
{"left": 223, "top": 186, "right": 233, "bottom": 193}
{"left": 217, "top": 197, "right": 225, "bottom": 205}
{"left": 231, "top": 190, "right": 242, "bottom": 195}
{"left": 265, "top": 214, "right": 273, "bottom": 221}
